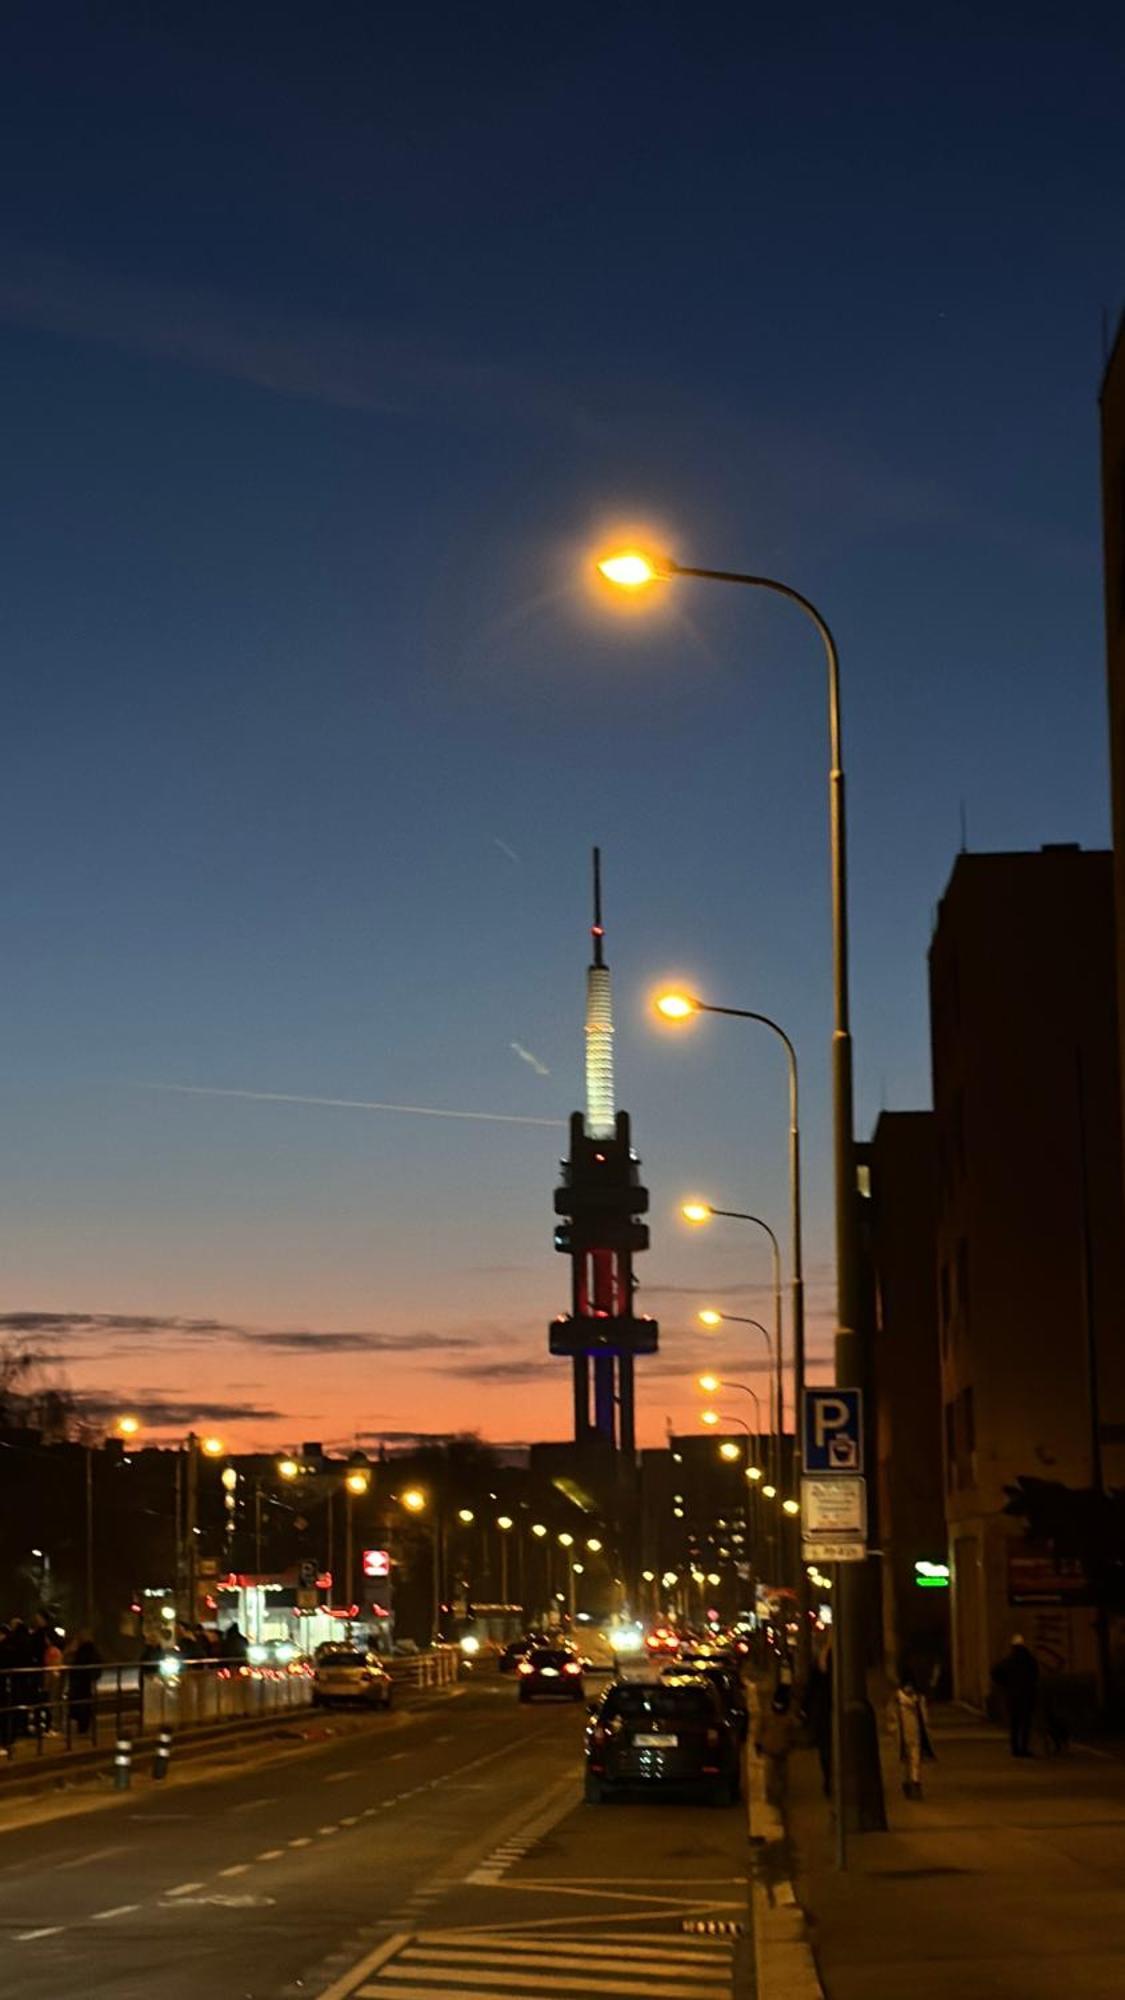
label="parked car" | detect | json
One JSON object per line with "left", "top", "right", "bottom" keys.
{"left": 585, "top": 1674, "right": 742, "bottom": 1805}
{"left": 516, "top": 1646, "right": 586, "bottom": 1702}
{"left": 664, "top": 1658, "right": 749, "bottom": 1741}
{"left": 311, "top": 1644, "right": 393, "bottom": 1709}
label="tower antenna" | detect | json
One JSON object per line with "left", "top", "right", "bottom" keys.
{"left": 591, "top": 846, "right": 605, "bottom": 967}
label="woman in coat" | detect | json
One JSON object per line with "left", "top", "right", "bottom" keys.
{"left": 889, "top": 1668, "right": 934, "bottom": 1799}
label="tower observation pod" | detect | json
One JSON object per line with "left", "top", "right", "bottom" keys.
{"left": 550, "top": 851, "right": 659, "bottom": 1453}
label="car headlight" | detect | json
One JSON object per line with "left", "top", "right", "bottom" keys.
{"left": 459, "top": 1635, "right": 481, "bottom": 1655}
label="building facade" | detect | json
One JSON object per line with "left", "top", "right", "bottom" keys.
{"left": 929, "top": 848, "right": 1125, "bottom": 1707}
{"left": 1100, "top": 315, "right": 1125, "bottom": 1139}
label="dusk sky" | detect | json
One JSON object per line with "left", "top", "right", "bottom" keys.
{"left": 2, "top": 5, "right": 1122, "bottom": 1453}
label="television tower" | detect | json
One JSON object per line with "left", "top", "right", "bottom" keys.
{"left": 549, "top": 851, "right": 658, "bottom": 1452}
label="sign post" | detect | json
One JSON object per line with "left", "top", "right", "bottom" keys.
{"left": 802, "top": 1389, "right": 866, "bottom": 1870}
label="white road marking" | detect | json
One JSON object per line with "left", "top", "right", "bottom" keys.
{"left": 318, "top": 1824, "right": 340, "bottom": 1835}
{"left": 17, "top": 1928, "right": 64, "bottom": 1942}
{"left": 58, "top": 1844, "right": 130, "bottom": 1870}
{"left": 324, "top": 1769, "right": 359, "bottom": 1782}
{"left": 233, "top": 1795, "right": 277, "bottom": 1811}
{"left": 91, "top": 1905, "right": 139, "bottom": 1921}
{"left": 339, "top": 1814, "right": 359, "bottom": 1826}
{"left": 388, "top": 1750, "right": 408, "bottom": 1760}
{"left": 165, "top": 1882, "right": 205, "bottom": 1897}
{"left": 315, "top": 1932, "right": 411, "bottom": 2000}
{"left": 256, "top": 1848, "right": 285, "bottom": 1861}
{"left": 219, "top": 1864, "right": 251, "bottom": 1877}
{"left": 289, "top": 1836, "right": 312, "bottom": 1847}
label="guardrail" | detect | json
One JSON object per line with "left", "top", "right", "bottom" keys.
{"left": 0, "top": 1646, "right": 464, "bottom": 1765}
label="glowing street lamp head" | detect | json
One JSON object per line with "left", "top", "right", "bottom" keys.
{"left": 400, "top": 1487, "right": 426, "bottom": 1513}
{"left": 200, "top": 1435, "right": 224, "bottom": 1457}
{"left": 496, "top": 1515, "right": 514, "bottom": 1532}
{"left": 681, "top": 1201, "right": 712, "bottom": 1226}
{"left": 762, "top": 1483, "right": 777, "bottom": 1499}
{"left": 585, "top": 1536, "right": 603, "bottom": 1553}
{"left": 345, "top": 1468, "right": 370, "bottom": 1496}
{"left": 597, "top": 550, "right": 659, "bottom": 589}
{"left": 557, "top": 1531, "right": 574, "bottom": 1549}
{"left": 115, "top": 1414, "right": 140, "bottom": 1438}
{"left": 655, "top": 991, "right": 697, "bottom": 1022}
{"left": 277, "top": 1457, "right": 299, "bottom": 1480}
{"left": 746, "top": 1465, "right": 763, "bottom": 1481}
{"left": 698, "top": 1373, "right": 721, "bottom": 1394}
{"left": 718, "top": 1441, "right": 741, "bottom": 1462}
{"left": 697, "top": 1308, "right": 723, "bottom": 1329}
{"left": 530, "top": 1522, "right": 547, "bottom": 1539}
{"left": 457, "top": 1507, "right": 475, "bottom": 1525}
{"left": 700, "top": 1409, "right": 720, "bottom": 1428}
{"left": 783, "top": 1498, "right": 800, "bottom": 1516}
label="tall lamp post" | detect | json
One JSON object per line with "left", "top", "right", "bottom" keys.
{"left": 400, "top": 1488, "right": 437, "bottom": 1641}
{"left": 599, "top": 543, "right": 884, "bottom": 1838}
{"left": 699, "top": 1374, "right": 771, "bottom": 1582}
{"left": 698, "top": 1309, "right": 778, "bottom": 1488}
{"left": 557, "top": 1531, "right": 576, "bottom": 1621}
{"left": 682, "top": 1200, "right": 784, "bottom": 1507}
{"left": 344, "top": 1459, "right": 371, "bottom": 1620}
{"left": 660, "top": 991, "right": 809, "bottom": 1676}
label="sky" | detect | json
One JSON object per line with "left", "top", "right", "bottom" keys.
{"left": 1, "top": 2, "right": 1122, "bottom": 1453}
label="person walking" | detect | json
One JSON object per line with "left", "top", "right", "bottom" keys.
{"left": 992, "top": 1634, "right": 1039, "bottom": 1757}
{"left": 755, "top": 1684, "right": 797, "bottom": 1808}
{"left": 68, "top": 1632, "right": 102, "bottom": 1737}
{"left": 888, "top": 1669, "right": 934, "bottom": 1799}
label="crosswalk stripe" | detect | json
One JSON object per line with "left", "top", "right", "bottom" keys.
{"left": 400, "top": 1943, "right": 729, "bottom": 1979}
{"left": 360, "top": 1968, "right": 728, "bottom": 1999}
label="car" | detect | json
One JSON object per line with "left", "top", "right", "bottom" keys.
{"left": 584, "top": 1674, "right": 742, "bottom": 1805}
{"left": 311, "top": 1644, "right": 393, "bottom": 1709}
{"left": 663, "top": 1658, "right": 749, "bottom": 1741}
{"left": 499, "top": 1635, "right": 544, "bottom": 1675}
{"left": 516, "top": 1646, "right": 586, "bottom": 1702}
{"left": 644, "top": 1625, "right": 681, "bottom": 1657}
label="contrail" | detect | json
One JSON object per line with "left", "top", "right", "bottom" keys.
{"left": 510, "top": 1041, "right": 551, "bottom": 1077}
{"left": 493, "top": 837, "right": 520, "bottom": 864}
{"left": 140, "top": 1083, "right": 565, "bottom": 1128}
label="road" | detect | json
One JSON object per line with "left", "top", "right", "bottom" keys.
{"left": 1, "top": 1676, "right": 753, "bottom": 1998}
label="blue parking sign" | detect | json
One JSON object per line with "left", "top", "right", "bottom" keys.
{"left": 803, "top": 1387, "right": 863, "bottom": 1473}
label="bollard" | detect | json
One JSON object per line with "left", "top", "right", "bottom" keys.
{"left": 152, "top": 1726, "right": 173, "bottom": 1780}
{"left": 113, "top": 1737, "right": 133, "bottom": 1790}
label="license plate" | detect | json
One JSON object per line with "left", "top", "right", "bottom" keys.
{"left": 539, "top": 1667, "right": 558, "bottom": 1677}
{"left": 634, "top": 1732, "right": 678, "bottom": 1747}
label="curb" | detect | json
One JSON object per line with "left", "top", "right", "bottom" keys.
{"left": 747, "top": 1682, "right": 824, "bottom": 2000}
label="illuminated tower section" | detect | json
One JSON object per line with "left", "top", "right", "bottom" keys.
{"left": 550, "top": 850, "right": 658, "bottom": 1453}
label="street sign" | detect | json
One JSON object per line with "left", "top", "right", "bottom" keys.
{"left": 802, "top": 1387, "right": 863, "bottom": 1473}
{"left": 362, "top": 1548, "right": 390, "bottom": 1579}
{"left": 802, "top": 1539, "right": 867, "bottom": 1564}
{"left": 802, "top": 1475, "right": 867, "bottom": 1537}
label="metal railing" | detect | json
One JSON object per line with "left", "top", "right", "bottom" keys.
{"left": 0, "top": 1646, "right": 464, "bottom": 1763}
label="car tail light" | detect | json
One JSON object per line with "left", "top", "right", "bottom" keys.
{"left": 564, "top": 1662, "right": 581, "bottom": 1676}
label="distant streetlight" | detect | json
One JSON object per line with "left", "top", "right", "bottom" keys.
{"left": 783, "top": 1498, "right": 800, "bottom": 1516}
{"left": 585, "top": 1537, "right": 603, "bottom": 1554}
{"left": 400, "top": 1488, "right": 426, "bottom": 1514}
{"left": 277, "top": 1457, "right": 299, "bottom": 1481}
{"left": 698, "top": 1373, "right": 720, "bottom": 1394}
{"left": 718, "top": 1441, "right": 741, "bottom": 1463}
{"left": 200, "top": 1436, "right": 224, "bottom": 1458}
{"left": 700, "top": 1410, "right": 720, "bottom": 1428}
{"left": 115, "top": 1414, "right": 141, "bottom": 1439}
{"left": 457, "top": 1507, "right": 475, "bottom": 1525}
{"left": 681, "top": 1201, "right": 711, "bottom": 1225}
{"left": 557, "top": 1531, "right": 574, "bottom": 1548}
{"left": 530, "top": 1522, "right": 547, "bottom": 1538}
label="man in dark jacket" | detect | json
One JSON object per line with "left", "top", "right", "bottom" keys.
{"left": 993, "top": 1634, "right": 1039, "bottom": 1756}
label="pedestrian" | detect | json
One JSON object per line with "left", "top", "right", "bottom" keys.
{"left": 43, "top": 1630, "right": 64, "bottom": 1734}
{"left": 755, "top": 1684, "right": 797, "bottom": 1808}
{"left": 992, "top": 1634, "right": 1039, "bottom": 1757}
{"left": 221, "top": 1621, "right": 248, "bottom": 1665}
{"left": 888, "top": 1668, "right": 934, "bottom": 1799}
{"left": 68, "top": 1632, "right": 102, "bottom": 1736}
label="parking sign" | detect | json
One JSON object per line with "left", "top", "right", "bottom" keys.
{"left": 802, "top": 1387, "right": 863, "bottom": 1473}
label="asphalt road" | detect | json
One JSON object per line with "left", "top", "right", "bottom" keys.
{"left": 2, "top": 1676, "right": 754, "bottom": 1999}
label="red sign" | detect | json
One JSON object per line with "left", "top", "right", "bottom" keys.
{"left": 362, "top": 1548, "right": 390, "bottom": 1579}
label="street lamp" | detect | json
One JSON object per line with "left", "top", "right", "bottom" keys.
{"left": 718, "top": 1441, "right": 741, "bottom": 1463}
{"left": 344, "top": 1461, "right": 370, "bottom": 1618}
{"left": 557, "top": 1532, "right": 577, "bottom": 1620}
{"left": 115, "top": 1414, "right": 140, "bottom": 1439}
{"left": 658, "top": 985, "right": 807, "bottom": 1667}
{"left": 457, "top": 1508, "right": 475, "bottom": 1526}
{"left": 680, "top": 1199, "right": 784, "bottom": 1500}
{"left": 597, "top": 542, "right": 882, "bottom": 1838}
{"left": 496, "top": 1515, "right": 514, "bottom": 1601}
{"left": 277, "top": 1457, "right": 299, "bottom": 1481}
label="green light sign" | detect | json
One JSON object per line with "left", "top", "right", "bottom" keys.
{"left": 914, "top": 1559, "right": 950, "bottom": 1589}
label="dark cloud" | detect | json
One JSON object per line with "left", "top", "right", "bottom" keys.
{"left": 76, "top": 1393, "right": 284, "bottom": 1426}
{"left": 0, "top": 1312, "right": 472, "bottom": 1355}
{"left": 447, "top": 1358, "right": 550, "bottom": 1383}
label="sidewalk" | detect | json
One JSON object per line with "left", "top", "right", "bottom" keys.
{"left": 788, "top": 1702, "right": 1125, "bottom": 1999}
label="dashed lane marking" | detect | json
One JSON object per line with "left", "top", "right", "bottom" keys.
{"left": 257, "top": 1849, "right": 285, "bottom": 1861}
{"left": 58, "top": 1844, "right": 130, "bottom": 1869}
{"left": 219, "top": 1864, "right": 251, "bottom": 1877}
{"left": 165, "top": 1882, "right": 205, "bottom": 1897}
{"left": 17, "top": 1928, "right": 64, "bottom": 1942}
{"left": 91, "top": 1905, "right": 140, "bottom": 1921}
{"left": 318, "top": 1824, "right": 341, "bottom": 1836}
{"left": 324, "top": 1769, "right": 359, "bottom": 1782}
{"left": 290, "top": 1836, "right": 313, "bottom": 1847}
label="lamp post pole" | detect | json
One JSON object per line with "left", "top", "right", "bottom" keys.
{"left": 605, "top": 550, "right": 884, "bottom": 1836}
